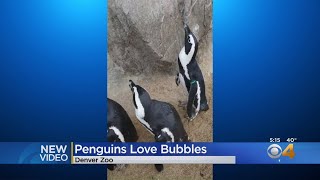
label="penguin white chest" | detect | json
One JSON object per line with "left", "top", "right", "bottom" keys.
{"left": 135, "top": 108, "right": 153, "bottom": 134}
{"left": 135, "top": 107, "right": 145, "bottom": 120}
{"left": 179, "top": 49, "right": 191, "bottom": 80}
{"left": 179, "top": 44, "right": 195, "bottom": 80}
{"left": 133, "top": 90, "right": 153, "bottom": 134}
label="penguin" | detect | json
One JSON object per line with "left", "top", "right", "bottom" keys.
{"left": 129, "top": 80, "right": 190, "bottom": 172}
{"left": 107, "top": 98, "right": 138, "bottom": 171}
{"left": 176, "top": 23, "right": 209, "bottom": 120}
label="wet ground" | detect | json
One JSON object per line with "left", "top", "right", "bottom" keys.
{"left": 107, "top": 30, "right": 213, "bottom": 180}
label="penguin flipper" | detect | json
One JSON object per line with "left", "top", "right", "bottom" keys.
{"left": 187, "top": 80, "right": 200, "bottom": 120}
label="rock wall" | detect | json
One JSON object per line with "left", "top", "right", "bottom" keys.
{"left": 108, "top": 0, "right": 212, "bottom": 75}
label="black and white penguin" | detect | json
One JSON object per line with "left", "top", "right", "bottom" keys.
{"left": 107, "top": 98, "right": 138, "bottom": 171}
{"left": 129, "top": 80, "right": 190, "bottom": 172}
{"left": 176, "top": 24, "right": 209, "bottom": 120}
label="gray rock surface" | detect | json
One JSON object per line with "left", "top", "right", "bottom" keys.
{"left": 108, "top": 0, "right": 212, "bottom": 75}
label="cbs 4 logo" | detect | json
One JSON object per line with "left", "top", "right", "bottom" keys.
{"left": 267, "top": 144, "right": 295, "bottom": 159}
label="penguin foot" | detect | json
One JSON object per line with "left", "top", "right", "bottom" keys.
{"left": 155, "top": 164, "right": 164, "bottom": 172}
{"left": 108, "top": 164, "right": 126, "bottom": 171}
{"left": 184, "top": 113, "right": 196, "bottom": 121}
{"left": 200, "top": 103, "right": 209, "bottom": 111}
{"left": 107, "top": 164, "right": 116, "bottom": 171}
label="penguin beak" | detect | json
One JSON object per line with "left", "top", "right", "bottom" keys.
{"left": 184, "top": 24, "right": 190, "bottom": 35}
{"left": 129, "top": 80, "right": 135, "bottom": 92}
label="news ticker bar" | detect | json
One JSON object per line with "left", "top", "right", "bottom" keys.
{"left": 72, "top": 156, "right": 236, "bottom": 164}
{"left": 0, "top": 142, "right": 319, "bottom": 164}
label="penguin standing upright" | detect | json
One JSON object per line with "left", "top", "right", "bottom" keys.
{"left": 176, "top": 24, "right": 209, "bottom": 120}
{"left": 107, "top": 98, "right": 138, "bottom": 171}
{"left": 129, "top": 80, "right": 190, "bottom": 172}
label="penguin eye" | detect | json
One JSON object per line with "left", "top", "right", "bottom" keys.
{"left": 188, "top": 38, "right": 191, "bottom": 43}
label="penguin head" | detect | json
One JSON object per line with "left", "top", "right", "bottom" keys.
{"left": 129, "top": 80, "right": 151, "bottom": 109}
{"left": 184, "top": 24, "right": 198, "bottom": 57}
{"left": 129, "top": 80, "right": 136, "bottom": 92}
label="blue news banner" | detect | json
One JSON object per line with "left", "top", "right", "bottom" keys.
{"left": 0, "top": 142, "right": 318, "bottom": 164}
